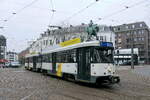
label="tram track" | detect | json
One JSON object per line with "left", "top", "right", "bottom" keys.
{"left": 0, "top": 67, "right": 150, "bottom": 100}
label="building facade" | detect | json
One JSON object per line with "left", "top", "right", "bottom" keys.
{"left": 113, "top": 22, "right": 150, "bottom": 64}
{"left": 28, "top": 24, "right": 115, "bottom": 55}
{"left": 6, "top": 51, "right": 18, "bottom": 62}
{"left": 114, "top": 48, "right": 139, "bottom": 65}
{"left": 0, "top": 35, "right": 6, "bottom": 60}
{"left": 18, "top": 48, "right": 29, "bottom": 64}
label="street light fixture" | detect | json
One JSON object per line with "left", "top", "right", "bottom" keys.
{"left": 131, "top": 32, "right": 134, "bottom": 69}
{"left": 12, "top": 12, "right": 16, "bottom": 15}
{"left": 0, "top": 27, "right": 4, "bottom": 29}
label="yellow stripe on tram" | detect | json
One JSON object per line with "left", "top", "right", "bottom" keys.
{"left": 59, "top": 38, "right": 81, "bottom": 47}
{"left": 57, "top": 63, "right": 62, "bottom": 77}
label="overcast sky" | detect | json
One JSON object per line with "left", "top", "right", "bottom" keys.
{"left": 0, "top": 0, "right": 149, "bottom": 52}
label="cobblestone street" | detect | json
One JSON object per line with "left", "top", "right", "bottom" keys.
{"left": 0, "top": 66, "right": 150, "bottom": 100}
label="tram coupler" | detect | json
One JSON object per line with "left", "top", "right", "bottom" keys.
{"left": 109, "top": 76, "right": 120, "bottom": 84}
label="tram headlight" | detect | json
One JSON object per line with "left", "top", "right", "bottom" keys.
{"left": 107, "top": 68, "right": 112, "bottom": 73}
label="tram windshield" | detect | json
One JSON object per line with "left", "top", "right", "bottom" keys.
{"left": 91, "top": 47, "right": 114, "bottom": 63}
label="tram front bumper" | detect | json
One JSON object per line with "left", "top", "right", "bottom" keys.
{"left": 109, "top": 75, "right": 120, "bottom": 84}
{"left": 96, "top": 75, "right": 120, "bottom": 84}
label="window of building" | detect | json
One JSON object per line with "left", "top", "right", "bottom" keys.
{"left": 43, "top": 40, "right": 45, "bottom": 46}
{"left": 126, "top": 26, "right": 129, "bottom": 29}
{"left": 113, "top": 28, "right": 116, "bottom": 31}
{"left": 141, "top": 37, "right": 144, "bottom": 41}
{"left": 49, "top": 40, "right": 52, "bottom": 45}
{"left": 118, "top": 38, "right": 122, "bottom": 43}
{"left": 56, "top": 38, "right": 60, "bottom": 44}
{"left": 138, "top": 37, "right": 141, "bottom": 41}
{"left": 100, "top": 36, "right": 103, "bottom": 41}
{"left": 126, "top": 39, "right": 130, "bottom": 42}
{"left": 46, "top": 40, "right": 48, "bottom": 46}
{"left": 127, "top": 32, "right": 130, "bottom": 36}
{"left": 141, "top": 30, "right": 144, "bottom": 34}
{"left": 140, "top": 51, "right": 145, "bottom": 56}
{"left": 138, "top": 30, "right": 142, "bottom": 34}
{"left": 134, "top": 31, "right": 137, "bottom": 35}
{"left": 134, "top": 38, "right": 137, "bottom": 42}
{"left": 132, "top": 24, "right": 135, "bottom": 28}
{"left": 140, "top": 23, "right": 143, "bottom": 27}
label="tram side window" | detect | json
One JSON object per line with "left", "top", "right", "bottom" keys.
{"left": 37, "top": 56, "right": 42, "bottom": 63}
{"left": 49, "top": 54, "right": 52, "bottom": 62}
{"left": 67, "top": 49, "right": 76, "bottom": 63}
{"left": 91, "top": 48, "right": 113, "bottom": 63}
{"left": 25, "top": 58, "right": 29, "bottom": 63}
{"left": 56, "top": 49, "right": 76, "bottom": 63}
{"left": 42, "top": 54, "right": 52, "bottom": 63}
{"left": 56, "top": 52, "right": 62, "bottom": 63}
{"left": 61, "top": 51, "right": 67, "bottom": 62}
{"left": 29, "top": 57, "right": 33, "bottom": 63}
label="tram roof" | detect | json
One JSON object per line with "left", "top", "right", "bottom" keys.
{"left": 42, "top": 41, "right": 111, "bottom": 55}
{"left": 25, "top": 41, "right": 113, "bottom": 58}
{"left": 25, "top": 53, "right": 39, "bottom": 58}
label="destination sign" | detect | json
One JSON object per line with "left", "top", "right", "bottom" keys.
{"left": 100, "top": 42, "right": 113, "bottom": 47}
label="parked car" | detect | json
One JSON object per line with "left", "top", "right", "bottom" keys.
{"left": 9, "top": 62, "right": 21, "bottom": 67}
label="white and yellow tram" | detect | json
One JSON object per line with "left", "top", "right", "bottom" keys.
{"left": 25, "top": 41, "right": 120, "bottom": 84}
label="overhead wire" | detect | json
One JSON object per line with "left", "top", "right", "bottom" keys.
{"left": 49, "top": 0, "right": 55, "bottom": 26}
{"left": 96, "top": 0, "right": 149, "bottom": 22}
{"left": 3, "top": 0, "right": 40, "bottom": 23}
{"left": 50, "top": 0, "right": 54, "bottom": 11}
{"left": 61, "top": 0, "right": 100, "bottom": 24}
{"left": 0, "top": 0, "right": 40, "bottom": 52}
{"left": 1, "top": 0, "right": 149, "bottom": 51}
{"left": 9, "top": 1, "right": 70, "bottom": 14}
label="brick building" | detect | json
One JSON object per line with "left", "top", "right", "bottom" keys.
{"left": 18, "top": 48, "right": 29, "bottom": 64}
{"left": 113, "top": 22, "right": 150, "bottom": 64}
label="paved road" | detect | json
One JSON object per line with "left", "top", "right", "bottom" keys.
{"left": 0, "top": 67, "right": 150, "bottom": 100}
{"left": 134, "top": 66, "right": 150, "bottom": 77}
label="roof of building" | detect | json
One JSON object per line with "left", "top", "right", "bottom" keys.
{"left": 113, "top": 21, "right": 146, "bottom": 27}
{"left": 112, "top": 21, "right": 149, "bottom": 33}
{"left": 7, "top": 51, "right": 17, "bottom": 55}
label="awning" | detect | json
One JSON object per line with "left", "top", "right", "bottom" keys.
{"left": 0, "top": 59, "right": 8, "bottom": 63}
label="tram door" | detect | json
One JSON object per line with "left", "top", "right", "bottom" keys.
{"left": 33, "top": 56, "right": 37, "bottom": 70}
{"left": 37, "top": 55, "right": 42, "bottom": 70}
{"left": 27, "top": 58, "right": 29, "bottom": 68}
{"left": 39, "top": 55, "right": 42, "bottom": 70}
{"left": 52, "top": 53, "right": 56, "bottom": 73}
{"left": 77, "top": 47, "right": 91, "bottom": 80}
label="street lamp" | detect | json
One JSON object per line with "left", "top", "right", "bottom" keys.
{"left": 131, "top": 32, "right": 134, "bottom": 69}
{"left": 0, "top": 27, "right": 4, "bottom": 29}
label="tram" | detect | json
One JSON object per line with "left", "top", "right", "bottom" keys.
{"left": 25, "top": 41, "right": 120, "bottom": 84}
